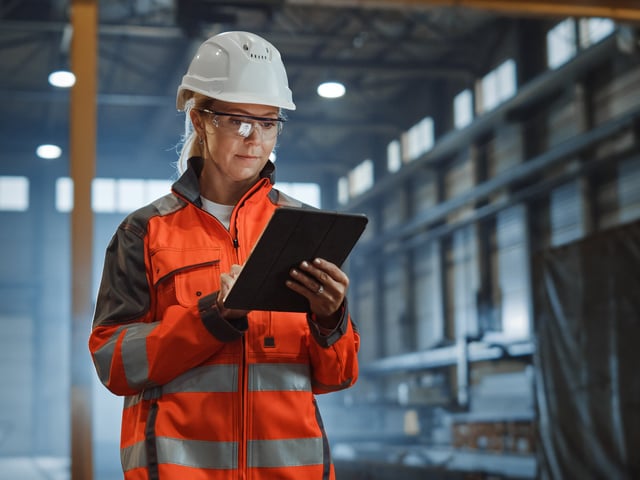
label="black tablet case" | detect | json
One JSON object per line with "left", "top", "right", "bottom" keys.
{"left": 223, "top": 207, "right": 368, "bottom": 312}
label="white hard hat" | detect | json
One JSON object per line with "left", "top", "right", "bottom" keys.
{"left": 176, "top": 31, "right": 296, "bottom": 111}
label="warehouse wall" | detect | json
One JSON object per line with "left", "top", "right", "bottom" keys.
{"left": 329, "top": 27, "right": 640, "bottom": 479}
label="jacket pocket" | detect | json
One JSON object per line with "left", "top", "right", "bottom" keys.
{"left": 175, "top": 260, "right": 221, "bottom": 307}
{"left": 150, "top": 247, "right": 222, "bottom": 307}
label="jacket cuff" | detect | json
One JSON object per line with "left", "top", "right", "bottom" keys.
{"left": 307, "top": 300, "right": 349, "bottom": 348}
{"left": 198, "top": 292, "right": 247, "bottom": 342}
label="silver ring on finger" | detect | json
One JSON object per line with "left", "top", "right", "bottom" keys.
{"left": 316, "top": 285, "right": 324, "bottom": 295}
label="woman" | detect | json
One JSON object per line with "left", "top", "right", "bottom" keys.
{"left": 89, "top": 31, "right": 360, "bottom": 480}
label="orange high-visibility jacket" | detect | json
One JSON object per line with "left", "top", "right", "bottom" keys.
{"left": 89, "top": 158, "right": 360, "bottom": 480}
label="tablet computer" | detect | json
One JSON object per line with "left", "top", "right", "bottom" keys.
{"left": 223, "top": 207, "right": 368, "bottom": 312}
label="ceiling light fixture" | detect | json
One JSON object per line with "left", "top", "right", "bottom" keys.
{"left": 48, "top": 70, "right": 76, "bottom": 88}
{"left": 36, "top": 144, "right": 62, "bottom": 160}
{"left": 317, "top": 81, "right": 345, "bottom": 99}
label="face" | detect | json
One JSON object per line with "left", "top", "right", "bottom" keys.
{"left": 192, "top": 100, "right": 279, "bottom": 187}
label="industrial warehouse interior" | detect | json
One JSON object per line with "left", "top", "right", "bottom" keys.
{"left": 1, "top": 0, "right": 639, "bottom": 479}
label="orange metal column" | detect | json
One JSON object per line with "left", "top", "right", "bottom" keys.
{"left": 70, "top": 1, "right": 97, "bottom": 479}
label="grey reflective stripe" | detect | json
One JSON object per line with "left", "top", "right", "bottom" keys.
{"left": 248, "top": 363, "right": 311, "bottom": 392}
{"left": 121, "top": 322, "right": 158, "bottom": 389}
{"left": 164, "top": 364, "right": 238, "bottom": 394}
{"left": 248, "top": 437, "right": 324, "bottom": 468}
{"left": 122, "top": 437, "right": 238, "bottom": 471}
{"left": 121, "top": 440, "right": 147, "bottom": 471}
{"left": 92, "top": 325, "right": 127, "bottom": 385}
{"left": 123, "top": 392, "right": 142, "bottom": 409}
{"left": 159, "top": 437, "right": 238, "bottom": 469}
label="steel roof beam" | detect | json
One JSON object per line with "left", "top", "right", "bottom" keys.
{"left": 286, "top": 0, "right": 640, "bottom": 21}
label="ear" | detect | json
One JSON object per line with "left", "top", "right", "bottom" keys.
{"left": 189, "top": 109, "right": 205, "bottom": 138}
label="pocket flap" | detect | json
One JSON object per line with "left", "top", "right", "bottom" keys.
{"left": 150, "top": 247, "right": 221, "bottom": 286}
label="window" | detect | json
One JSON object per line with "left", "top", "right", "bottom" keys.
{"left": 349, "top": 159, "right": 374, "bottom": 197}
{"left": 276, "top": 182, "right": 321, "bottom": 208}
{"left": 547, "top": 17, "right": 615, "bottom": 70}
{"left": 0, "top": 176, "right": 29, "bottom": 211}
{"left": 579, "top": 18, "right": 615, "bottom": 48}
{"left": 92, "top": 178, "right": 117, "bottom": 213}
{"left": 337, "top": 177, "right": 349, "bottom": 205}
{"left": 337, "top": 159, "right": 375, "bottom": 205}
{"left": 547, "top": 18, "right": 577, "bottom": 69}
{"left": 454, "top": 89, "right": 473, "bottom": 129}
{"left": 55, "top": 177, "right": 73, "bottom": 212}
{"left": 56, "top": 177, "right": 172, "bottom": 213}
{"left": 477, "top": 59, "right": 517, "bottom": 113}
{"left": 401, "top": 116, "right": 434, "bottom": 162}
{"left": 387, "top": 140, "right": 402, "bottom": 173}
{"left": 116, "top": 179, "right": 146, "bottom": 213}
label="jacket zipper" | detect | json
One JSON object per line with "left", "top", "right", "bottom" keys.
{"left": 231, "top": 214, "right": 246, "bottom": 479}
{"left": 240, "top": 334, "right": 248, "bottom": 480}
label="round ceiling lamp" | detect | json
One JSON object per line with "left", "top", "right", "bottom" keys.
{"left": 317, "top": 81, "right": 345, "bottom": 99}
{"left": 36, "top": 144, "right": 62, "bottom": 160}
{"left": 48, "top": 70, "right": 76, "bottom": 88}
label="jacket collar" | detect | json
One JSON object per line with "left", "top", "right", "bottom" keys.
{"left": 172, "top": 156, "right": 276, "bottom": 206}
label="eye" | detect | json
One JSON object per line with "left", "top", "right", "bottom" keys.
{"left": 260, "top": 120, "right": 277, "bottom": 129}
{"left": 228, "top": 118, "right": 243, "bottom": 127}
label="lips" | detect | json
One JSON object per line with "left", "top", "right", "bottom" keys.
{"left": 236, "top": 153, "right": 260, "bottom": 161}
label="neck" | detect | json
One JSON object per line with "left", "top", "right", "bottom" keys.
{"left": 200, "top": 171, "right": 259, "bottom": 206}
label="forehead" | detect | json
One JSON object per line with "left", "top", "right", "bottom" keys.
{"left": 211, "top": 100, "right": 279, "bottom": 117}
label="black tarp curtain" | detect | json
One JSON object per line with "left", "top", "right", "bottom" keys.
{"left": 534, "top": 220, "right": 640, "bottom": 479}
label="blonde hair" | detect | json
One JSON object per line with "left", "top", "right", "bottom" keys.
{"left": 176, "top": 92, "right": 210, "bottom": 174}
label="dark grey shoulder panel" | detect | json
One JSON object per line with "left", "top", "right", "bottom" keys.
{"left": 93, "top": 194, "right": 187, "bottom": 328}
{"left": 120, "top": 193, "right": 187, "bottom": 238}
{"left": 268, "top": 188, "right": 316, "bottom": 209}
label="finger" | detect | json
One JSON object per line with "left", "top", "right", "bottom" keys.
{"left": 289, "top": 267, "right": 323, "bottom": 294}
{"left": 302, "top": 258, "right": 348, "bottom": 284}
{"left": 229, "top": 264, "right": 243, "bottom": 278}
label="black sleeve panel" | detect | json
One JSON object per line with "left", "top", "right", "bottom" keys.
{"left": 198, "top": 292, "right": 248, "bottom": 342}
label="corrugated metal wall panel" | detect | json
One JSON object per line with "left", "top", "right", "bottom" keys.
{"left": 353, "top": 262, "right": 378, "bottom": 363}
{"left": 382, "top": 187, "right": 407, "bottom": 230}
{"left": 497, "top": 205, "right": 532, "bottom": 339}
{"left": 383, "top": 254, "right": 410, "bottom": 356}
{"left": 489, "top": 125, "right": 524, "bottom": 177}
{"left": 550, "top": 180, "right": 585, "bottom": 247}
{"left": 593, "top": 66, "right": 640, "bottom": 125}
{"left": 358, "top": 206, "right": 378, "bottom": 243}
{"left": 618, "top": 154, "right": 640, "bottom": 224}
{"left": 547, "top": 100, "right": 580, "bottom": 149}
{"left": 446, "top": 152, "right": 475, "bottom": 223}
{"left": 448, "top": 225, "right": 479, "bottom": 339}
{"left": 410, "top": 170, "right": 438, "bottom": 216}
{"left": 413, "top": 241, "right": 444, "bottom": 350}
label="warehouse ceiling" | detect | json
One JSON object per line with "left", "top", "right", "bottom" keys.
{"left": 0, "top": 0, "right": 636, "bottom": 184}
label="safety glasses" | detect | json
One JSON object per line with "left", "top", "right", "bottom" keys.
{"left": 197, "top": 108, "right": 286, "bottom": 140}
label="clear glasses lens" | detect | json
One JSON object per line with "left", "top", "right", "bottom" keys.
{"left": 215, "top": 114, "right": 283, "bottom": 139}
